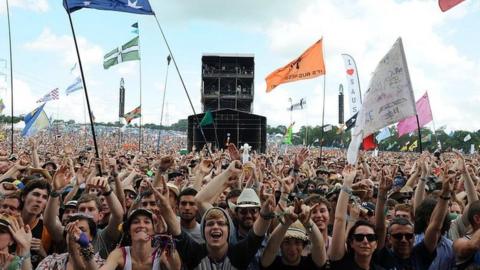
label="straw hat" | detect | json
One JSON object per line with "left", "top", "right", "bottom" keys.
{"left": 284, "top": 221, "right": 309, "bottom": 242}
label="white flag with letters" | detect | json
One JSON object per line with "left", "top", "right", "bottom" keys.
{"left": 347, "top": 38, "right": 416, "bottom": 164}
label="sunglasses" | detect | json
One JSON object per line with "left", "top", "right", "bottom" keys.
{"left": 390, "top": 233, "right": 414, "bottom": 241}
{"left": 237, "top": 208, "right": 259, "bottom": 215}
{"left": 352, "top": 233, "right": 377, "bottom": 242}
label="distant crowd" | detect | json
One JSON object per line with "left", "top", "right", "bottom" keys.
{"left": 0, "top": 130, "right": 479, "bottom": 269}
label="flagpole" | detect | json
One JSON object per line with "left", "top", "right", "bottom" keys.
{"left": 156, "top": 55, "right": 170, "bottom": 153}
{"left": 152, "top": 15, "right": 210, "bottom": 153}
{"left": 415, "top": 114, "right": 423, "bottom": 152}
{"left": 64, "top": 2, "right": 101, "bottom": 173}
{"left": 137, "top": 25, "right": 143, "bottom": 152}
{"left": 6, "top": 0, "right": 14, "bottom": 154}
{"left": 319, "top": 74, "right": 326, "bottom": 165}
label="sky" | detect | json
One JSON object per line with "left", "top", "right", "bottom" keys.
{"left": 0, "top": 0, "right": 479, "bottom": 133}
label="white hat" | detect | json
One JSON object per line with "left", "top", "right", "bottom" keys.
{"left": 234, "top": 188, "right": 260, "bottom": 209}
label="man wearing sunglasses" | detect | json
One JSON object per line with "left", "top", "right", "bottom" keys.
{"left": 374, "top": 167, "right": 452, "bottom": 270}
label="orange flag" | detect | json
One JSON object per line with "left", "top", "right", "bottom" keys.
{"left": 265, "top": 39, "right": 325, "bottom": 93}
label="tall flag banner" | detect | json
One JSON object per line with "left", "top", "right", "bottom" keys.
{"left": 199, "top": 111, "right": 214, "bottom": 127}
{"left": 439, "top": 0, "right": 465, "bottom": 12}
{"left": 342, "top": 54, "right": 362, "bottom": 118}
{"left": 22, "top": 103, "right": 50, "bottom": 137}
{"left": 124, "top": 106, "right": 141, "bottom": 124}
{"left": 64, "top": 0, "right": 155, "bottom": 15}
{"left": 265, "top": 39, "right": 325, "bottom": 92}
{"left": 0, "top": 99, "right": 5, "bottom": 114}
{"left": 36, "top": 88, "right": 59, "bottom": 103}
{"left": 408, "top": 140, "right": 418, "bottom": 151}
{"left": 283, "top": 126, "right": 293, "bottom": 145}
{"left": 65, "top": 76, "right": 83, "bottom": 95}
{"left": 470, "top": 144, "right": 475, "bottom": 154}
{"left": 347, "top": 38, "right": 416, "bottom": 164}
{"left": 119, "top": 78, "right": 125, "bottom": 117}
{"left": 464, "top": 134, "right": 472, "bottom": 142}
{"left": 323, "top": 125, "right": 332, "bottom": 132}
{"left": 376, "top": 127, "right": 391, "bottom": 142}
{"left": 104, "top": 36, "right": 140, "bottom": 69}
{"left": 131, "top": 22, "right": 139, "bottom": 34}
{"left": 397, "top": 92, "right": 433, "bottom": 137}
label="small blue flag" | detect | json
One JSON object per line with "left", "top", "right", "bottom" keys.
{"left": 376, "top": 127, "right": 391, "bottom": 142}
{"left": 22, "top": 103, "right": 50, "bottom": 137}
{"left": 64, "top": 0, "right": 155, "bottom": 15}
{"left": 65, "top": 76, "right": 83, "bottom": 95}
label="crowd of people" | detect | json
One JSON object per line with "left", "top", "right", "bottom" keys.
{"left": 0, "top": 130, "right": 479, "bottom": 269}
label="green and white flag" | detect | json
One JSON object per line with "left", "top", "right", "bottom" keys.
{"left": 104, "top": 36, "right": 140, "bottom": 69}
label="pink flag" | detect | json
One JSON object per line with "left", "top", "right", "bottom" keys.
{"left": 439, "top": 0, "right": 465, "bottom": 12}
{"left": 397, "top": 92, "right": 433, "bottom": 137}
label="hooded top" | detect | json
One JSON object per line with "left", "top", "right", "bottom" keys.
{"left": 200, "top": 207, "right": 236, "bottom": 244}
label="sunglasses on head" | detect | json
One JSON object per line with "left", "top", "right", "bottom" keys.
{"left": 352, "top": 233, "right": 377, "bottom": 242}
{"left": 390, "top": 233, "right": 414, "bottom": 241}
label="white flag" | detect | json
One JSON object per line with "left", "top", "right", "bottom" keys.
{"left": 342, "top": 54, "right": 362, "bottom": 118}
{"left": 347, "top": 38, "right": 416, "bottom": 164}
{"left": 470, "top": 144, "right": 475, "bottom": 154}
{"left": 464, "top": 134, "right": 472, "bottom": 142}
{"left": 323, "top": 125, "right": 332, "bottom": 132}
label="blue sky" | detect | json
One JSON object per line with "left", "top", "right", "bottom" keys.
{"left": 0, "top": 0, "right": 479, "bottom": 133}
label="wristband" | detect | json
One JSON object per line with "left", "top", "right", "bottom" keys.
{"left": 260, "top": 212, "right": 275, "bottom": 220}
{"left": 341, "top": 186, "right": 352, "bottom": 196}
{"left": 76, "top": 232, "right": 90, "bottom": 248}
{"left": 103, "top": 189, "right": 113, "bottom": 196}
{"left": 50, "top": 191, "right": 60, "bottom": 198}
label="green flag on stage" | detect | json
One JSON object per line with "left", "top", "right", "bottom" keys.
{"left": 104, "top": 36, "right": 140, "bottom": 69}
{"left": 200, "top": 111, "right": 214, "bottom": 127}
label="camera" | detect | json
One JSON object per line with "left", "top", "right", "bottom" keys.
{"left": 425, "top": 176, "right": 442, "bottom": 192}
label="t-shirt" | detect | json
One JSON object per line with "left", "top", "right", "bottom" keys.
{"left": 174, "top": 229, "right": 264, "bottom": 270}
{"left": 261, "top": 255, "right": 324, "bottom": 270}
{"left": 374, "top": 241, "right": 436, "bottom": 270}
{"left": 92, "top": 227, "right": 121, "bottom": 259}
{"left": 183, "top": 222, "right": 204, "bottom": 244}
{"left": 329, "top": 252, "right": 386, "bottom": 270}
{"left": 30, "top": 219, "right": 52, "bottom": 268}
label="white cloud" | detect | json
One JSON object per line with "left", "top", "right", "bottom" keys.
{"left": 24, "top": 28, "right": 103, "bottom": 69}
{"left": 0, "top": 0, "right": 48, "bottom": 13}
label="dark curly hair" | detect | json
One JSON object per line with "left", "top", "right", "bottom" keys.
{"left": 414, "top": 198, "right": 450, "bottom": 235}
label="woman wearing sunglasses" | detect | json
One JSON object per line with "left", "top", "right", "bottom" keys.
{"left": 328, "top": 166, "right": 383, "bottom": 269}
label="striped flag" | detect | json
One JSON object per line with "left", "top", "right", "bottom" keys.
{"left": 65, "top": 76, "right": 83, "bottom": 95}
{"left": 104, "top": 36, "right": 140, "bottom": 69}
{"left": 36, "top": 88, "right": 59, "bottom": 103}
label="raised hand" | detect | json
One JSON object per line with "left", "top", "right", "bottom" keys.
{"left": 277, "top": 205, "right": 298, "bottom": 226}
{"left": 158, "top": 156, "right": 174, "bottom": 172}
{"left": 146, "top": 179, "right": 169, "bottom": 209}
{"left": 279, "top": 176, "right": 294, "bottom": 194}
{"left": 227, "top": 143, "right": 241, "bottom": 161}
{"left": 379, "top": 169, "right": 393, "bottom": 194}
{"left": 8, "top": 216, "right": 31, "bottom": 252}
{"left": 259, "top": 183, "right": 276, "bottom": 218}
{"left": 198, "top": 159, "right": 214, "bottom": 175}
{"left": 227, "top": 160, "right": 243, "bottom": 176}
{"left": 294, "top": 148, "right": 309, "bottom": 169}
{"left": 52, "top": 165, "right": 73, "bottom": 192}
{"left": 342, "top": 165, "right": 356, "bottom": 185}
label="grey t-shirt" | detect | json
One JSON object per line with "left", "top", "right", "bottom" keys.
{"left": 182, "top": 222, "right": 204, "bottom": 244}
{"left": 93, "top": 227, "right": 121, "bottom": 259}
